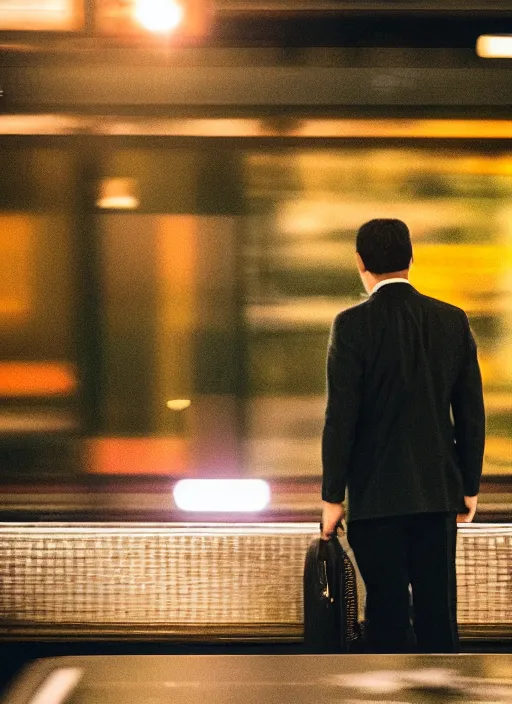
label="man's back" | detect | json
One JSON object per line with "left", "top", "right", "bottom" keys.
{"left": 321, "top": 218, "right": 485, "bottom": 653}
{"left": 322, "top": 281, "right": 485, "bottom": 522}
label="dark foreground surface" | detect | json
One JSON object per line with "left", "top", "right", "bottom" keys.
{"left": 2, "top": 651, "right": 512, "bottom": 704}
{"left": 1, "top": 640, "right": 511, "bottom": 700}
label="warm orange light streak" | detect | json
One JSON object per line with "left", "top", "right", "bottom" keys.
{"left": 0, "top": 0, "right": 82, "bottom": 31}
{"left": 2, "top": 116, "right": 512, "bottom": 139}
{"left": 86, "top": 437, "right": 190, "bottom": 474}
{"left": 94, "top": 118, "right": 512, "bottom": 139}
{"left": 0, "top": 362, "right": 77, "bottom": 396}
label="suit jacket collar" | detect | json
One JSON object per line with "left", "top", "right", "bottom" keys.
{"left": 371, "top": 280, "right": 417, "bottom": 297}
{"left": 372, "top": 278, "right": 412, "bottom": 294}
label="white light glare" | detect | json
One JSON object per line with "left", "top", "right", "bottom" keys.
{"left": 173, "top": 479, "right": 271, "bottom": 512}
{"left": 134, "top": 0, "right": 184, "bottom": 34}
{"left": 29, "top": 669, "right": 83, "bottom": 704}
{"left": 476, "top": 35, "right": 512, "bottom": 59}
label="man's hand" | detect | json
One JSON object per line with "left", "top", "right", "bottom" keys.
{"left": 457, "top": 495, "right": 478, "bottom": 523}
{"left": 321, "top": 501, "right": 345, "bottom": 540}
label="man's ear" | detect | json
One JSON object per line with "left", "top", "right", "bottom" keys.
{"left": 356, "top": 252, "right": 366, "bottom": 273}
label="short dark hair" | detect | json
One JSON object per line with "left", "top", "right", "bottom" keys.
{"left": 356, "top": 219, "right": 413, "bottom": 274}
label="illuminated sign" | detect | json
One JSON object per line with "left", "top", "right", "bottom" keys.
{"left": 0, "top": 0, "right": 83, "bottom": 30}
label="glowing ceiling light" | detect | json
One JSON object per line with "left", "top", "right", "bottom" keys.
{"left": 476, "top": 35, "right": 512, "bottom": 59}
{"left": 134, "top": 0, "right": 183, "bottom": 34}
{"left": 173, "top": 479, "right": 271, "bottom": 513}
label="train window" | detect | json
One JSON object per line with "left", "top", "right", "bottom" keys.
{"left": 88, "top": 147, "right": 244, "bottom": 476}
{"left": 0, "top": 146, "right": 80, "bottom": 476}
{"left": 243, "top": 148, "right": 512, "bottom": 479}
{"left": 1, "top": 140, "right": 510, "bottom": 484}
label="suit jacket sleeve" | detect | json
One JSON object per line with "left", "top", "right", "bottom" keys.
{"left": 322, "top": 312, "right": 364, "bottom": 503}
{"left": 451, "top": 312, "right": 485, "bottom": 497}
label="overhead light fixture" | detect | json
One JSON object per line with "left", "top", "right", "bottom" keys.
{"left": 96, "top": 0, "right": 211, "bottom": 40}
{"left": 476, "top": 35, "right": 512, "bottom": 59}
{"left": 97, "top": 178, "right": 139, "bottom": 210}
{"left": 134, "top": 0, "right": 183, "bottom": 34}
{"left": 173, "top": 479, "right": 271, "bottom": 513}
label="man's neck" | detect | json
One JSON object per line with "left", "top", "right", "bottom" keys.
{"left": 366, "top": 269, "right": 409, "bottom": 293}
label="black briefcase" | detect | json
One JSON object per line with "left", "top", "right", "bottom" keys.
{"left": 303, "top": 528, "right": 363, "bottom": 653}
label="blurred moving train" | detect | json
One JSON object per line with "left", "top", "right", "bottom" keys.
{"left": 0, "top": 1, "right": 511, "bottom": 520}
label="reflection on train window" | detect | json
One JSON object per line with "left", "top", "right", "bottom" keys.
{"left": 89, "top": 147, "right": 243, "bottom": 475}
{"left": 92, "top": 213, "right": 242, "bottom": 475}
{"left": 244, "top": 149, "right": 512, "bottom": 478}
{"left": 0, "top": 147, "right": 80, "bottom": 475}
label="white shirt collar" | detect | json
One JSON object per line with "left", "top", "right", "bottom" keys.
{"left": 371, "top": 278, "right": 412, "bottom": 294}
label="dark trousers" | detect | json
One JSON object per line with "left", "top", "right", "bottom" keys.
{"left": 347, "top": 512, "right": 458, "bottom": 654}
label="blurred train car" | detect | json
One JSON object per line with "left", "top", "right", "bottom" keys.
{"left": 0, "top": 0, "right": 511, "bottom": 521}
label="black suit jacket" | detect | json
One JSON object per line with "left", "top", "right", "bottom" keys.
{"left": 322, "top": 282, "right": 485, "bottom": 522}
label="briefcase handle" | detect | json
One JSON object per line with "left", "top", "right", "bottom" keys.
{"left": 320, "top": 520, "right": 345, "bottom": 538}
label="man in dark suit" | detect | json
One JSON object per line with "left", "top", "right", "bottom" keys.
{"left": 321, "top": 218, "right": 485, "bottom": 654}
